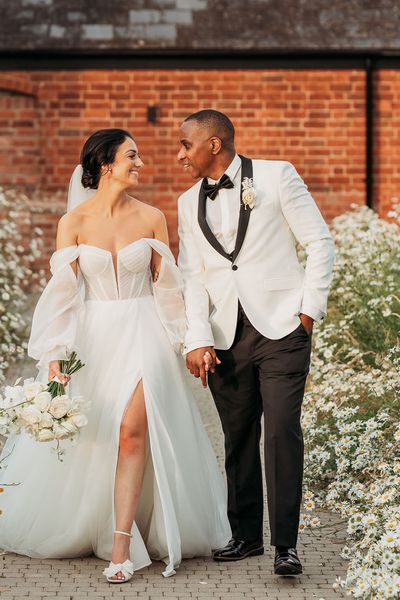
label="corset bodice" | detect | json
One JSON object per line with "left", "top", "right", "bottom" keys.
{"left": 78, "top": 239, "right": 153, "bottom": 301}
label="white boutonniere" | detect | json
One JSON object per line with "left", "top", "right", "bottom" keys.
{"left": 241, "top": 177, "right": 256, "bottom": 210}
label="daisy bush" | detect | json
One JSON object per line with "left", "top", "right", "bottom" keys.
{"left": 300, "top": 205, "right": 400, "bottom": 598}
{"left": 0, "top": 187, "right": 45, "bottom": 386}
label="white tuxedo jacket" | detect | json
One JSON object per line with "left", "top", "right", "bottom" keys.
{"left": 177, "top": 159, "right": 335, "bottom": 353}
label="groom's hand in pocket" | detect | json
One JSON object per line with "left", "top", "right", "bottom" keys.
{"left": 186, "top": 347, "right": 221, "bottom": 388}
{"left": 299, "top": 313, "right": 314, "bottom": 336}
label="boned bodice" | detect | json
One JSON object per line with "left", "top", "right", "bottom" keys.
{"left": 78, "top": 239, "right": 153, "bottom": 301}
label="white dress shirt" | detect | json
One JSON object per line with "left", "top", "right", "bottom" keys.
{"left": 205, "top": 154, "right": 242, "bottom": 254}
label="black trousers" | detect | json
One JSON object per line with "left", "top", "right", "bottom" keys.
{"left": 208, "top": 303, "right": 311, "bottom": 548}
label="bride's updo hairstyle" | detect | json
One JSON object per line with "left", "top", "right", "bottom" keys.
{"left": 80, "top": 128, "right": 133, "bottom": 189}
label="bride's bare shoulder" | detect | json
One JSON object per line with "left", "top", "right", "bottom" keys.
{"left": 135, "top": 199, "right": 166, "bottom": 226}
{"left": 56, "top": 210, "right": 83, "bottom": 247}
{"left": 58, "top": 209, "right": 83, "bottom": 230}
{"left": 131, "top": 199, "right": 168, "bottom": 243}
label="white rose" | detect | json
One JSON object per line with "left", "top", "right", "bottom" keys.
{"left": 39, "top": 412, "right": 54, "bottom": 428}
{"left": 61, "top": 420, "right": 78, "bottom": 435}
{"left": 37, "top": 428, "right": 55, "bottom": 442}
{"left": 241, "top": 179, "right": 257, "bottom": 210}
{"left": 67, "top": 403, "right": 81, "bottom": 417}
{"left": 34, "top": 391, "right": 52, "bottom": 412}
{"left": 24, "top": 381, "right": 46, "bottom": 400}
{"left": 52, "top": 422, "right": 70, "bottom": 440}
{"left": 4, "top": 385, "right": 25, "bottom": 406}
{"left": 48, "top": 395, "right": 72, "bottom": 419}
{"left": 243, "top": 189, "right": 256, "bottom": 207}
{"left": 68, "top": 414, "right": 88, "bottom": 429}
{"left": 19, "top": 405, "right": 42, "bottom": 427}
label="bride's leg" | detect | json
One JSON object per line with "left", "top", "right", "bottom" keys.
{"left": 110, "top": 380, "right": 147, "bottom": 581}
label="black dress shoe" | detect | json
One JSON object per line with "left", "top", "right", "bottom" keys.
{"left": 274, "top": 547, "right": 302, "bottom": 575}
{"left": 213, "top": 538, "right": 264, "bottom": 561}
{"left": 213, "top": 537, "right": 236, "bottom": 552}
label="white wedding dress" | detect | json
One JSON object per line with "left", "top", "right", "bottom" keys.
{"left": 0, "top": 238, "right": 231, "bottom": 576}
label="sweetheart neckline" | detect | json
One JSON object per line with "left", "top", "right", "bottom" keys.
{"left": 53, "top": 237, "right": 171, "bottom": 259}
{"left": 78, "top": 238, "right": 149, "bottom": 257}
{"left": 51, "top": 239, "right": 172, "bottom": 298}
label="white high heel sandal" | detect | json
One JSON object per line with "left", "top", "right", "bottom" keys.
{"left": 103, "top": 530, "right": 134, "bottom": 583}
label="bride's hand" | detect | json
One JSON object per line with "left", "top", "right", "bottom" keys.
{"left": 186, "top": 347, "right": 220, "bottom": 388}
{"left": 48, "top": 360, "right": 70, "bottom": 385}
{"left": 203, "top": 351, "right": 221, "bottom": 373}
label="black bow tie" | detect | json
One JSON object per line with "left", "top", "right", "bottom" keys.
{"left": 202, "top": 173, "right": 234, "bottom": 200}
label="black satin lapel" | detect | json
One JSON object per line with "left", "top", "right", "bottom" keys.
{"left": 232, "top": 155, "right": 253, "bottom": 263}
{"left": 197, "top": 181, "right": 232, "bottom": 261}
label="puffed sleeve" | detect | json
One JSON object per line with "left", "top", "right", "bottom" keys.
{"left": 27, "top": 246, "right": 84, "bottom": 370}
{"left": 145, "top": 239, "right": 187, "bottom": 355}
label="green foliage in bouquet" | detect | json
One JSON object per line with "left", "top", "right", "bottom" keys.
{"left": 47, "top": 351, "right": 85, "bottom": 398}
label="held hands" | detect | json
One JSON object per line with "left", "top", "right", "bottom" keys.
{"left": 185, "top": 347, "right": 221, "bottom": 388}
{"left": 48, "top": 360, "right": 71, "bottom": 385}
{"left": 185, "top": 316, "right": 312, "bottom": 387}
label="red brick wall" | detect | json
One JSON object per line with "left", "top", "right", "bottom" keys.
{"left": 0, "top": 68, "right": 397, "bottom": 268}
{"left": 0, "top": 74, "right": 41, "bottom": 190}
{"left": 374, "top": 70, "right": 400, "bottom": 216}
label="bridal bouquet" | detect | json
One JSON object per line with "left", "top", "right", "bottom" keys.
{"left": 0, "top": 352, "right": 88, "bottom": 461}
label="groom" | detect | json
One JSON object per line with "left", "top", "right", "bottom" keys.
{"left": 176, "top": 110, "right": 334, "bottom": 575}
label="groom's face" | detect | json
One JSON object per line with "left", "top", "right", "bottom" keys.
{"left": 177, "top": 120, "right": 215, "bottom": 179}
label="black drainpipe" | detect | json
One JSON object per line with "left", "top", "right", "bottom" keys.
{"left": 365, "top": 57, "right": 374, "bottom": 209}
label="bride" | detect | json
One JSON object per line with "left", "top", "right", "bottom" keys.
{"left": 0, "top": 128, "right": 231, "bottom": 582}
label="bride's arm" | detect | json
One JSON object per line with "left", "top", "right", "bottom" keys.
{"left": 151, "top": 209, "right": 169, "bottom": 282}
{"left": 146, "top": 209, "right": 186, "bottom": 354}
{"left": 28, "top": 214, "right": 83, "bottom": 378}
{"left": 46, "top": 214, "right": 80, "bottom": 383}
{"left": 55, "top": 212, "right": 80, "bottom": 275}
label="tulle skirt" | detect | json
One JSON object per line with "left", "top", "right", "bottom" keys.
{"left": 0, "top": 295, "right": 231, "bottom": 576}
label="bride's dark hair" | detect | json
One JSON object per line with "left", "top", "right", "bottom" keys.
{"left": 80, "top": 128, "right": 133, "bottom": 189}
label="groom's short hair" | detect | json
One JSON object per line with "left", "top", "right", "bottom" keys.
{"left": 184, "top": 109, "right": 235, "bottom": 149}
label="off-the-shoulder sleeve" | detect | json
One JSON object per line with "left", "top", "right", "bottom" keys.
{"left": 27, "top": 246, "right": 84, "bottom": 370}
{"left": 145, "top": 239, "right": 187, "bottom": 355}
